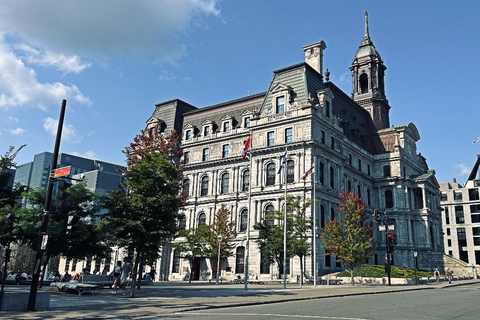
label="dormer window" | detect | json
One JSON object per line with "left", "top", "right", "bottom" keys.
{"left": 244, "top": 117, "right": 250, "bottom": 128}
{"left": 204, "top": 126, "right": 210, "bottom": 137}
{"left": 276, "top": 96, "right": 285, "bottom": 114}
{"left": 185, "top": 130, "right": 192, "bottom": 141}
{"left": 223, "top": 122, "right": 230, "bottom": 133}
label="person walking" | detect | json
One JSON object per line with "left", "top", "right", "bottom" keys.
{"left": 121, "top": 257, "right": 133, "bottom": 295}
{"left": 434, "top": 268, "right": 440, "bottom": 284}
{"left": 446, "top": 267, "right": 453, "bottom": 284}
{"left": 111, "top": 261, "right": 122, "bottom": 294}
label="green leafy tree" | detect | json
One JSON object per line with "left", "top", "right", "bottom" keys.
{"left": 171, "top": 227, "right": 209, "bottom": 283}
{"left": 102, "top": 152, "right": 183, "bottom": 296}
{"left": 0, "top": 145, "right": 26, "bottom": 208}
{"left": 320, "top": 191, "right": 375, "bottom": 286}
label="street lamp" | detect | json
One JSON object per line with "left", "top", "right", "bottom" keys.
{"left": 216, "top": 235, "right": 223, "bottom": 285}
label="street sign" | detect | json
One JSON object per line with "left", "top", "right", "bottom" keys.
{"left": 379, "top": 225, "right": 395, "bottom": 232}
{"left": 53, "top": 166, "right": 71, "bottom": 178}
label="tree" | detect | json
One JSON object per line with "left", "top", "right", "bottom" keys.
{"left": 102, "top": 152, "right": 183, "bottom": 296}
{"left": 199, "top": 204, "right": 236, "bottom": 280}
{"left": 320, "top": 192, "right": 375, "bottom": 286}
{"left": 171, "top": 227, "right": 208, "bottom": 283}
{"left": 0, "top": 145, "right": 26, "bottom": 208}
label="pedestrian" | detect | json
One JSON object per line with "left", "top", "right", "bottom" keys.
{"left": 111, "top": 261, "right": 122, "bottom": 294}
{"left": 121, "top": 257, "right": 133, "bottom": 295}
{"left": 434, "top": 268, "right": 440, "bottom": 283}
{"left": 15, "top": 270, "right": 21, "bottom": 285}
{"left": 474, "top": 268, "right": 478, "bottom": 279}
{"left": 446, "top": 267, "right": 453, "bottom": 284}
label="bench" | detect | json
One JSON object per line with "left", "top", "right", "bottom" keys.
{"left": 81, "top": 275, "right": 113, "bottom": 288}
{"left": 50, "top": 282, "right": 99, "bottom": 295}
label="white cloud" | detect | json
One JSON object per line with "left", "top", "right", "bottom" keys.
{"left": 8, "top": 127, "right": 26, "bottom": 135}
{"left": 14, "top": 43, "right": 91, "bottom": 75}
{"left": 0, "top": 40, "right": 91, "bottom": 110}
{"left": 8, "top": 116, "right": 18, "bottom": 122}
{"left": 43, "top": 117, "right": 80, "bottom": 143}
{"left": 70, "top": 150, "right": 99, "bottom": 160}
{"left": 454, "top": 163, "right": 471, "bottom": 176}
{"left": 159, "top": 70, "right": 178, "bottom": 81}
{"left": 0, "top": 0, "right": 221, "bottom": 64}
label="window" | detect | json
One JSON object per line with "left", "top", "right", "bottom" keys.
{"left": 223, "top": 122, "right": 230, "bottom": 133}
{"left": 244, "top": 117, "right": 250, "bottom": 128}
{"left": 235, "top": 247, "right": 245, "bottom": 274}
{"left": 469, "top": 189, "right": 479, "bottom": 201}
{"left": 321, "top": 130, "right": 326, "bottom": 144}
{"left": 385, "top": 190, "right": 393, "bottom": 208}
{"left": 325, "top": 252, "right": 331, "bottom": 267}
{"left": 454, "top": 191, "right": 462, "bottom": 201}
{"left": 240, "top": 209, "right": 248, "bottom": 232}
{"left": 325, "top": 101, "right": 330, "bottom": 118}
{"left": 184, "top": 151, "right": 190, "bottom": 164}
{"left": 221, "top": 173, "right": 229, "bottom": 194}
{"left": 204, "top": 126, "right": 210, "bottom": 137}
{"left": 455, "top": 206, "right": 465, "bottom": 224}
{"left": 267, "top": 131, "right": 275, "bottom": 147}
{"left": 183, "top": 179, "right": 190, "bottom": 197}
{"left": 331, "top": 207, "right": 335, "bottom": 221}
{"left": 446, "top": 228, "right": 451, "bottom": 236}
{"left": 457, "top": 227, "right": 466, "bottom": 240}
{"left": 367, "top": 189, "right": 371, "bottom": 206}
{"left": 265, "top": 205, "right": 274, "bottom": 226}
{"left": 242, "top": 170, "right": 250, "bottom": 192}
{"left": 357, "top": 185, "right": 361, "bottom": 198}
{"left": 367, "top": 164, "right": 371, "bottom": 176}
{"left": 286, "top": 160, "right": 294, "bottom": 183}
{"left": 319, "top": 162, "right": 324, "bottom": 184}
{"left": 266, "top": 163, "right": 276, "bottom": 186}
{"left": 329, "top": 166, "right": 335, "bottom": 188}
{"left": 331, "top": 137, "right": 335, "bottom": 150}
{"left": 441, "top": 193, "right": 448, "bottom": 201}
{"left": 202, "top": 148, "right": 209, "bottom": 161}
{"left": 359, "top": 73, "right": 368, "bottom": 94}
{"left": 198, "top": 212, "right": 206, "bottom": 226}
{"left": 172, "top": 250, "right": 180, "bottom": 273}
{"left": 179, "top": 217, "right": 186, "bottom": 230}
{"left": 349, "top": 153, "right": 352, "bottom": 166}
{"left": 321, "top": 205, "right": 325, "bottom": 228}
{"left": 347, "top": 180, "right": 352, "bottom": 192}
{"left": 472, "top": 205, "right": 480, "bottom": 213}
{"left": 185, "top": 130, "right": 192, "bottom": 141}
{"left": 276, "top": 96, "right": 285, "bottom": 113}
{"left": 383, "top": 165, "right": 391, "bottom": 178}
{"left": 445, "top": 208, "right": 450, "bottom": 224}
{"left": 260, "top": 253, "right": 270, "bottom": 274}
{"left": 222, "top": 144, "right": 229, "bottom": 158}
{"left": 200, "top": 176, "right": 209, "bottom": 196}
{"left": 358, "top": 159, "right": 362, "bottom": 171}
{"left": 285, "top": 128, "right": 293, "bottom": 143}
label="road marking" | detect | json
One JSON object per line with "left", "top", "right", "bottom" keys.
{"left": 164, "top": 313, "right": 372, "bottom": 320}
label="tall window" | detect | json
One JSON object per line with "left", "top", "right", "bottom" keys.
{"left": 235, "top": 247, "right": 245, "bottom": 274}
{"left": 267, "top": 131, "right": 275, "bottom": 147}
{"left": 183, "top": 179, "right": 190, "bottom": 197}
{"left": 179, "top": 217, "right": 186, "bottom": 230}
{"left": 321, "top": 130, "right": 326, "bottom": 144}
{"left": 319, "top": 162, "right": 325, "bottom": 184}
{"left": 329, "top": 166, "right": 335, "bottom": 188}
{"left": 385, "top": 190, "right": 393, "bottom": 208}
{"left": 276, "top": 96, "right": 285, "bottom": 113}
{"left": 222, "top": 144, "right": 229, "bottom": 158}
{"left": 172, "top": 250, "right": 180, "bottom": 273}
{"left": 367, "top": 189, "right": 371, "bottom": 206}
{"left": 325, "top": 101, "right": 330, "bottom": 118}
{"left": 204, "top": 126, "right": 210, "bottom": 137}
{"left": 242, "top": 170, "right": 250, "bottom": 192}
{"left": 200, "top": 176, "right": 209, "bottom": 196}
{"left": 266, "top": 163, "right": 276, "bottom": 185}
{"left": 331, "top": 137, "right": 335, "bottom": 150}
{"left": 358, "top": 159, "right": 362, "bottom": 171}
{"left": 185, "top": 130, "right": 192, "bottom": 140}
{"left": 198, "top": 212, "right": 206, "bottom": 226}
{"left": 240, "top": 209, "right": 248, "bottom": 232}
{"left": 265, "top": 204, "right": 274, "bottom": 226}
{"left": 221, "top": 173, "right": 229, "bottom": 194}
{"left": 202, "top": 148, "right": 209, "bottom": 161}
{"left": 184, "top": 151, "right": 190, "bottom": 164}
{"left": 383, "top": 165, "right": 391, "bottom": 177}
{"left": 330, "top": 207, "right": 335, "bottom": 221}
{"left": 286, "top": 160, "right": 294, "bottom": 183}
{"left": 455, "top": 206, "right": 465, "bottom": 224}
{"left": 260, "top": 253, "right": 270, "bottom": 274}
{"left": 285, "top": 128, "right": 293, "bottom": 143}
{"left": 359, "top": 73, "right": 368, "bottom": 94}
{"left": 321, "top": 205, "right": 325, "bottom": 228}
{"left": 244, "top": 117, "right": 250, "bottom": 128}
{"left": 223, "top": 122, "right": 230, "bottom": 133}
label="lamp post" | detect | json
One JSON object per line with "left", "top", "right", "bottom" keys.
{"left": 414, "top": 251, "right": 418, "bottom": 285}
{"left": 216, "top": 235, "right": 222, "bottom": 285}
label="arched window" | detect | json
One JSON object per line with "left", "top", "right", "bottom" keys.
{"left": 265, "top": 204, "right": 274, "bottom": 226}
{"left": 200, "top": 176, "right": 209, "bottom": 196}
{"left": 198, "top": 212, "right": 206, "bottom": 226}
{"left": 221, "top": 173, "right": 229, "bottom": 194}
{"left": 367, "top": 189, "right": 371, "bottom": 206}
{"left": 330, "top": 166, "right": 335, "bottom": 189}
{"left": 321, "top": 204, "right": 325, "bottom": 228}
{"left": 235, "top": 247, "right": 245, "bottom": 274}
{"left": 179, "top": 217, "right": 186, "bottom": 230}
{"left": 319, "top": 162, "right": 325, "bottom": 184}
{"left": 242, "top": 170, "right": 250, "bottom": 192}
{"left": 286, "top": 160, "right": 294, "bottom": 183}
{"left": 172, "top": 250, "right": 180, "bottom": 273}
{"left": 183, "top": 179, "right": 190, "bottom": 197}
{"left": 385, "top": 189, "right": 393, "bottom": 208}
{"left": 330, "top": 207, "right": 335, "bottom": 221}
{"left": 359, "top": 73, "right": 368, "bottom": 94}
{"left": 266, "top": 163, "right": 276, "bottom": 186}
{"left": 357, "top": 185, "right": 361, "bottom": 198}
{"left": 347, "top": 180, "right": 352, "bottom": 192}
{"left": 240, "top": 209, "right": 248, "bottom": 232}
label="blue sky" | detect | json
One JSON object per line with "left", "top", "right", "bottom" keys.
{"left": 0, "top": 0, "right": 479, "bottom": 184}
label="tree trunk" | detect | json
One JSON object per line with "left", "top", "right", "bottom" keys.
{"left": 299, "top": 255, "right": 304, "bottom": 287}
{"left": 137, "top": 252, "right": 145, "bottom": 290}
{"left": 350, "top": 264, "right": 355, "bottom": 286}
{"left": 39, "top": 254, "right": 50, "bottom": 288}
{"left": 189, "top": 258, "right": 193, "bottom": 284}
{"left": 130, "top": 250, "right": 141, "bottom": 298}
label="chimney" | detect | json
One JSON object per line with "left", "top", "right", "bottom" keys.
{"left": 302, "top": 41, "right": 327, "bottom": 75}
{"left": 453, "top": 178, "right": 457, "bottom": 183}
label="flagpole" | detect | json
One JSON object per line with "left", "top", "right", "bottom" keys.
{"left": 313, "top": 156, "right": 317, "bottom": 287}
{"left": 283, "top": 147, "right": 288, "bottom": 289}
{"left": 244, "top": 129, "right": 253, "bottom": 290}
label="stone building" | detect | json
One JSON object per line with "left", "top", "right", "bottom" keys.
{"left": 440, "top": 155, "right": 480, "bottom": 269}
{"left": 147, "top": 12, "right": 444, "bottom": 281}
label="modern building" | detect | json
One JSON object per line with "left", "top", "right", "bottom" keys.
{"left": 143, "top": 12, "right": 444, "bottom": 281}
{"left": 440, "top": 155, "right": 480, "bottom": 269}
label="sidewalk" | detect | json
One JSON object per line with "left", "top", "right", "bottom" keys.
{"left": 1, "top": 279, "right": 478, "bottom": 319}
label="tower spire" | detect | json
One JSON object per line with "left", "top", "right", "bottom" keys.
{"left": 362, "top": 11, "right": 373, "bottom": 46}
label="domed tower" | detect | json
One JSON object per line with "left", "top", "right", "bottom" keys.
{"left": 350, "top": 11, "right": 390, "bottom": 131}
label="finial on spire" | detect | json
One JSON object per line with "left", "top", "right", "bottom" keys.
{"left": 364, "top": 11, "right": 369, "bottom": 40}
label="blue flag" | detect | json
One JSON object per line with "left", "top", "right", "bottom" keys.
{"left": 277, "top": 150, "right": 288, "bottom": 174}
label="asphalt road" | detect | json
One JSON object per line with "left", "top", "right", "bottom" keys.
{"left": 160, "top": 283, "right": 480, "bottom": 320}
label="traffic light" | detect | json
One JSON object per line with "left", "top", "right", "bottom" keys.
{"left": 386, "top": 232, "right": 396, "bottom": 252}
{"left": 56, "top": 180, "right": 72, "bottom": 212}
{"left": 65, "top": 214, "right": 79, "bottom": 237}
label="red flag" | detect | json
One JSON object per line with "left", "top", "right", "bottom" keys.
{"left": 243, "top": 136, "right": 251, "bottom": 160}
{"left": 302, "top": 165, "right": 315, "bottom": 180}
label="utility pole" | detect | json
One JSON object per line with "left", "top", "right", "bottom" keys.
{"left": 28, "top": 100, "right": 67, "bottom": 311}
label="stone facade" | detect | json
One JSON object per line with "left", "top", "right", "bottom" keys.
{"left": 146, "top": 13, "right": 444, "bottom": 281}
